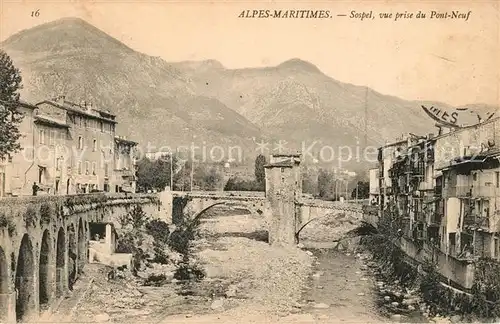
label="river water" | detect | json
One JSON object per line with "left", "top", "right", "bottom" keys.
{"left": 301, "top": 240, "right": 428, "bottom": 323}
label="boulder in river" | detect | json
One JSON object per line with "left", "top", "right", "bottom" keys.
{"left": 94, "top": 313, "right": 110, "bottom": 322}
{"left": 391, "top": 314, "right": 402, "bottom": 321}
{"left": 312, "top": 271, "right": 324, "bottom": 278}
{"left": 313, "top": 302, "right": 330, "bottom": 309}
{"left": 225, "top": 284, "right": 237, "bottom": 298}
{"left": 211, "top": 298, "right": 225, "bottom": 310}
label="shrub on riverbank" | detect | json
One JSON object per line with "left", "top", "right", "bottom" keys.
{"left": 361, "top": 204, "right": 500, "bottom": 320}
{"left": 115, "top": 205, "right": 205, "bottom": 283}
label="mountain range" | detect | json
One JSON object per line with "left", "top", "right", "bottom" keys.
{"left": 2, "top": 17, "right": 496, "bottom": 169}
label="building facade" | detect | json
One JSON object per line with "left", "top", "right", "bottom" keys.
{"left": 0, "top": 101, "right": 38, "bottom": 196}
{"left": 0, "top": 96, "right": 138, "bottom": 197}
{"left": 113, "top": 136, "right": 138, "bottom": 193}
{"left": 372, "top": 117, "right": 500, "bottom": 283}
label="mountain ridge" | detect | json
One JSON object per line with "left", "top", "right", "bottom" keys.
{"left": 2, "top": 17, "right": 496, "bottom": 168}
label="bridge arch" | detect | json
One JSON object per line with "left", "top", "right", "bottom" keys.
{"left": 190, "top": 201, "right": 262, "bottom": 222}
{"left": 15, "top": 234, "right": 36, "bottom": 322}
{"left": 77, "top": 218, "right": 85, "bottom": 274}
{"left": 55, "top": 227, "right": 66, "bottom": 297}
{"left": 67, "top": 224, "right": 77, "bottom": 288}
{"left": 0, "top": 246, "right": 9, "bottom": 322}
{"left": 39, "top": 230, "right": 52, "bottom": 310}
{"left": 295, "top": 210, "right": 344, "bottom": 242}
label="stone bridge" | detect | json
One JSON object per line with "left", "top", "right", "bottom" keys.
{"left": 170, "top": 190, "right": 377, "bottom": 244}
{"left": 0, "top": 193, "right": 163, "bottom": 323}
{"left": 0, "top": 153, "right": 380, "bottom": 322}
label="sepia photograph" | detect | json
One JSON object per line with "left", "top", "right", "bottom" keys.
{"left": 0, "top": 0, "right": 499, "bottom": 322}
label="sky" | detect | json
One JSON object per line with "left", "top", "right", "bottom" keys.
{"left": 0, "top": 0, "right": 499, "bottom": 107}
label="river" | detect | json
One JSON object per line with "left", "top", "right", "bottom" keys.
{"left": 301, "top": 240, "right": 429, "bottom": 323}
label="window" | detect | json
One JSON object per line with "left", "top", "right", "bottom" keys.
{"left": 473, "top": 173, "right": 478, "bottom": 181}
{"left": 39, "top": 129, "right": 45, "bottom": 144}
{"left": 49, "top": 130, "right": 55, "bottom": 145}
{"left": 92, "top": 162, "right": 96, "bottom": 175}
{"left": 38, "top": 166, "right": 45, "bottom": 183}
{"left": 85, "top": 161, "right": 90, "bottom": 175}
{"left": 78, "top": 162, "right": 82, "bottom": 175}
{"left": 100, "top": 121, "right": 104, "bottom": 132}
{"left": 496, "top": 172, "right": 499, "bottom": 188}
{"left": 93, "top": 139, "right": 97, "bottom": 152}
{"left": 78, "top": 136, "right": 83, "bottom": 150}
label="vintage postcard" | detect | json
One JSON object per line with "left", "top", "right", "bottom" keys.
{"left": 0, "top": 0, "right": 499, "bottom": 323}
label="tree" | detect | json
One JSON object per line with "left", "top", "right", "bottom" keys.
{"left": 224, "top": 176, "right": 263, "bottom": 191}
{"left": 0, "top": 50, "right": 23, "bottom": 160}
{"left": 351, "top": 181, "right": 370, "bottom": 199}
{"left": 254, "top": 154, "right": 266, "bottom": 184}
{"left": 317, "top": 168, "right": 335, "bottom": 199}
{"left": 193, "top": 165, "right": 223, "bottom": 191}
{"left": 302, "top": 165, "right": 319, "bottom": 196}
{"left": 136, "top": 154, "right": 179, "bottom": 192}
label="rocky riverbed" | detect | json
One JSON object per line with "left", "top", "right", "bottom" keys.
{"left": 54, "top": 207, "right": 468, "bottom": 323}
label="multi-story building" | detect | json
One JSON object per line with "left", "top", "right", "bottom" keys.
{"left": 0, "top": 100, "right": 38, "bottom": 196}
{"left": 0, "top": 96, "right": 138, "bottom": 197}
{"left": 372, "top": 117, "right": 500, "bottom": 288}
{"left": 113, "top": 136, "right": 138, "bottom": 193}
{"left": 369, "top": 168, "right": 380, "bottom": 203}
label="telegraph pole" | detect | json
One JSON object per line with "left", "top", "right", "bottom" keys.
{"left": 170, "top": 153, "right": 173, "bottom": 190}
{"left": 190, "top": 160, "right": 194, "bottom": 191}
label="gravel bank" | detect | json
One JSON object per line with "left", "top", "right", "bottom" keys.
{"left": 196, "top": 236, "right": 314, "bottom": 312}
{"left": 159, "top": 212, "right": 315, "bottom": 322}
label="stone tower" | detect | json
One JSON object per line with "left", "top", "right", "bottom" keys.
{"left": 264, "top": 153, "right": 302, "bottom": 245}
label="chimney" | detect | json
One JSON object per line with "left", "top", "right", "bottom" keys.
{"left": 87, "top": 102, "right": 93, "bottom": 112}
{"left": 80, "top": 100, "right": 86, "bottom": 108}
{"left": 57, "top": 95, "right": 65, "bottom": 104}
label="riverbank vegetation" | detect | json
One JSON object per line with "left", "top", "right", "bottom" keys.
{"left": 361, "top": 204, "right": 500, "bottom": 322}
{"left": 116, "top": 205, "right": 205, "bottom": 283}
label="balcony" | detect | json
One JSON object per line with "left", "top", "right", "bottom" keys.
{"left": 115, "top": 168, "right": 135, "bottom": 179}
{"left": 463, "top": 214, "right": 490, "bottom": 231}
{"left": 455, "top": 185, "right": 472, "bottom": 197}
{"left": 472, "top": 185, "right": 499, "bottom": 198}
{"left": 429, "top": 213, "right": 442, "bottom": 226}
{"left": 418, "top": 182, "right": 434, "bottom": 191}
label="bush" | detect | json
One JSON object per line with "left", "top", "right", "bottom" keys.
{"left": 115, "top": 205, "right": 205, "bottom": 284}
{"left": 173, "top": 255, "right": 206, "bottom": 281}
{"left": 224, "top": 177, "right": 264, "bottom": 191}
{"left": 145, "top": 219, "right": 170, "bottom": 244}
{"left": 144, "top": 274, "right": 169, "bottom": 286}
